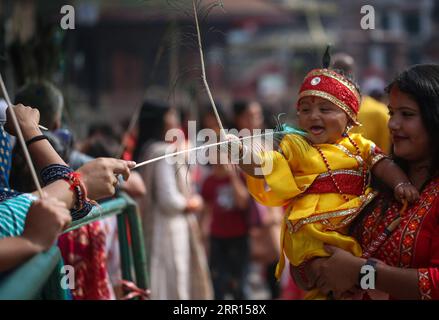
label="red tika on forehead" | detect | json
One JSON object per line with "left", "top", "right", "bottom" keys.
{"left": 297, "top": 69, "right": 361, "bottom": 125}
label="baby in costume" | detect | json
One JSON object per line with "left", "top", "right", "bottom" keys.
{"left": 235, "top": 67, "right": 418, "bottom": 299}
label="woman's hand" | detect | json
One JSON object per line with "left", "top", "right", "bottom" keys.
{"left": 5, "top": 104, "right": 42, "bottom": 140}
{"left": 313, "top": 245, "right": 365, "bottom": 299}
{"left": 22, "top": 197, "right": 72, "bottom": 252}
{"left": 121, "top": 171, "right": 147, "bottom": 198}
{"left": 77, "top": 158, "right": 136, "bottom": 200}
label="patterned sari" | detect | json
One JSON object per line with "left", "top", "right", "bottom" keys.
{"left": 353, "top": 177, "right": 439, "bottom": 300}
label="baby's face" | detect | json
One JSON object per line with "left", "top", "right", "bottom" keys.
{"left": 297, "top": 96, "right": 349, "bottom": 145}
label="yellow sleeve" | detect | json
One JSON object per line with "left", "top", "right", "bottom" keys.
{"left": 350, "top": 133, "right": 387, "bottom": 169}
{"left": 374, "top": 111, "right": 391, "bottom": 155}
{"left": 358, "top": 96, "right": 391, "bottom": 154}
{"left": 246, "top": 134, "right": 308, "bottom": 207}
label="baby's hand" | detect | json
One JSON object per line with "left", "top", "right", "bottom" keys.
{"left": 394, "top": 182, "right": 419, "bottom": 203}
{"left": 222, "top": 134, "right": 244, "bottom": 161}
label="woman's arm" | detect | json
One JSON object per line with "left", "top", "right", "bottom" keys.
{"left": 0, "top": 197, "right": 71, "bottom": 272}
{"left": 372, "top": 158, "right": 419, "bottom": 202}
{"left": 34, "top": 158, "right": 135, "bottom": 208}
{"left": 6, "top": 104, "right": 135, "bottom": 207}
{"left": 309, "top": 246, "right": 421, "bottom": 299}
{"left": 0, "top": 237, "right": 42, "bottom": 272}
{"left": 6, "top": 104, "right": 67, "bottom": 169}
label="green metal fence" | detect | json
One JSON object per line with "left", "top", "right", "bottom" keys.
{"left": 0, "top": 193, "right": 148, "bottom": 300}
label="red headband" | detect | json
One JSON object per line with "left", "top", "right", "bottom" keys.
{"left": 298, "top": 69, "right": 361, "bottom": 125}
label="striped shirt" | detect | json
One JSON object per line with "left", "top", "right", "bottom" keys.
{"left": 0, "top": 194, "right": 37, "bottom": 238}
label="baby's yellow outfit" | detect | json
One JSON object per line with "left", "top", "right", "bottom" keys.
{"left": 247, "top": 133, "right": 385, "bottom": 283}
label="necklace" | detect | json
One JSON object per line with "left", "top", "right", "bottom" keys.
{"left": 314, "top": 134, "right": 368, "bottom": 202}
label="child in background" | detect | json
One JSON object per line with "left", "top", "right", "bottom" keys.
{"left": 201, "top": 163, "right": 250, "bottom": 300}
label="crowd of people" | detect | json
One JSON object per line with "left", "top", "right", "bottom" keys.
{"left": 1, "top": 53, "right": 439, "bottom": 300}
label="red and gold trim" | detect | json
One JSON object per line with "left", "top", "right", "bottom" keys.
{"left": 298, "top": 68, "right": 361, "bottom": 125}
{"left": 286, "top": 191, "right": 377, "bottom": 232}
{"left": 304, "top": 170, "right": 366, "bottom": 196}
{"left": 307, "top": 69, "right": 361, "bottom": 102}
{"left": 418, "top": 268, "right": 432, "bottom": 300}
{"left": 360, "top": 179, "right": 439, "bottom": 268}
{"left": 370, "top": 153, "right": 387, "bottom": 168}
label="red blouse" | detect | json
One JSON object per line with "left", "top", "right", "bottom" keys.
{"left": 355, "top": 177, "right": 439, "bottom": 300}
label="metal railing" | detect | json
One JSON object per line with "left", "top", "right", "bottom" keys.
{"left": 0, "top": 193, "right": 148, "bottom": 300}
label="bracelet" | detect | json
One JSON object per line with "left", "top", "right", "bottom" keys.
{"left": 40, "top": 164, "right": 94, "bottom": 220}
{"left": 26, "top": 134, "right": 49, "bottom": 147}
{"left": 65, "top": 171, "right": 85, "bottom": 210}
{"left": 65, "top": 171, "right": 98, "bottom": 219}
{"left": 41, "top": 164, "right": 73, "bottom": 186}
{"left": 394, "top": 182, "right": 412, "bottom": 191}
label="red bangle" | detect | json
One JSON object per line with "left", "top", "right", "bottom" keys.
{"left": 66, "top": 172, "right": 81, "bottom": 191}
{"left": 64, "top": 172, "right": 87, "bottom": 211}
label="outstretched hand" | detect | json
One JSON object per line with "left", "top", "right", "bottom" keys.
{"left": 77, "top": 158, "right": 136, "bottom": 200}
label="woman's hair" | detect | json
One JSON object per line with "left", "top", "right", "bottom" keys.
{"left": 232, "top": 100, "right": 262, "bottom": 129}
{"left": 233, "top": 100, "right": 251, "bottom": 118}
{"left": 350, "top": 64, "right": 439, "bottom": 235}
{"left": 385, "top": 64, "right": 439, "bottom": 179}
{"left": 14, "top": 80, "right": 64, "bottom": 129}
{"left": 133, "top": 99, "right": 171, "bottom": 162}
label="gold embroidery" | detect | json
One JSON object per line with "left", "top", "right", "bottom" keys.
{"left": 333, "top": 143, "right": 365, "bottom": 167}
{"left": 287, "top": 191, "right": 377, "bottom": 233}
{"left": 418, "top": 269, "right": 432, "bottom": 300}
{"left": 299, "top": 90, "right": 359, "bottom": 125}
{"left": 316, "top": 169, "right": 362, "bottom": 180}
{"left": 370, "top": 153, "right": 388, "bottom": 168}
{"left": 307, "top": 69, "right": 361, "bottom": 102}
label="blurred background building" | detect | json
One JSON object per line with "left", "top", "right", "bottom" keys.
{"left": 0, "top": 0, "right": 437, "bottom": 136}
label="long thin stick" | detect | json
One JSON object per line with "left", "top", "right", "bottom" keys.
{"left": 0, "top": 73, "right": 44, "bottom": 197}
{"left": 133, "top": 131, "right": 275, "bottom": 170}
{"left": 192, "top": 0, "right": 225, "bottom": 139}
{"left": 115, "top": 24, "right": 169, "bottom": 159}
